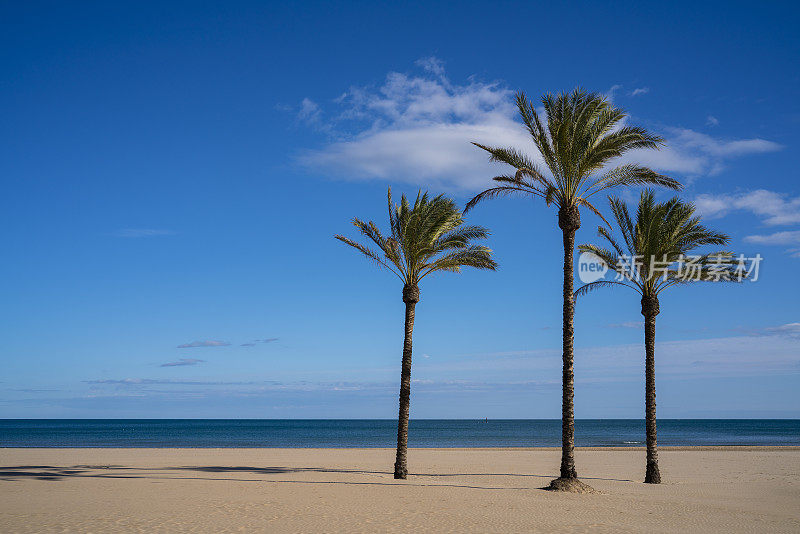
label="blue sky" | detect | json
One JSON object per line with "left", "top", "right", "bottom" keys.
{"left": 1, "top": 1, "right": 798, "bottom": 418}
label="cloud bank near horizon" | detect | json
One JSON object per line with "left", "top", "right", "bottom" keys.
{"left": 87, "top": 327, "right": 800, "bottom": 396}
{"left": 10, "top": 326, "right": 795, "bottom": 418}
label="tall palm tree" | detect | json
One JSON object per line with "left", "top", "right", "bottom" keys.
{"left": 578, "top": 190, "right": 732, "bottom": 483}
{"left": 336, "top": 188, "right": 497, "bottom": 479}
{"left": 466, "top": 89, "right": 681, "bottom": 488}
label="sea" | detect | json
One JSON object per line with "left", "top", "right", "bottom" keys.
{"left": 1, "top": 419, "right": 798, "bottom": 448}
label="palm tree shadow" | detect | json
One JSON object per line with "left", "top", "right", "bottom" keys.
{"left": 0, "top": 464, "right": 534, "bottom": 490}
{"left": 418, "top": 472, "right": 634, "bottom": 482}
{"left": 171, "top": 466, "right": 387, "bottom": 476}
{"left": 0, "top": 464, "right": 633, "bottom": 484}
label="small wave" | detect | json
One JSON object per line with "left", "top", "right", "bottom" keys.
{"left": 623, "top": 441, "right": 641, "bottom": 444}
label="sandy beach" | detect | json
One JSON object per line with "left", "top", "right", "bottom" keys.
{"left": 1, "top": 447, "right": 798, "bottom": 533}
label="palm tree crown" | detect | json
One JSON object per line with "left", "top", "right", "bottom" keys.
{"left": 577, "top": 190, "right": 731, "bottom": 298}
{"left": 466, "top": 89, "right": 682, "bottom": 218}
{"left": 336, "top": 188, "right": 497, "bottom": 287}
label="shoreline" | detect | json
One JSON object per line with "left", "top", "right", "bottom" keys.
{"left": 3, "top": 445, "right": 800, "bottom": 451}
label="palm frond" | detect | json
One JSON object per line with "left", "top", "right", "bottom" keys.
{"left": 465, "top": 186, "right": 532, "bottom": 212}
{"left": 580, "top": 190, "right": 736, "bottom": 295}
{"left": 588, "top": 164, "right": 682, "bottom": 198}
{"left": 338, "top": 188, "right": 497, "bottom": 286}
{"left": 577, "top": 197, "right": 612, "bottom": 229}
{"left": 468, "top": 88, "right": 679, "bottom": 221}
{"left": 420, "top": 245, "right": 498, "bottom": 278}
{"left": 574, "top": 280, "right": 636, "bottom": 298}
{"left": 334, "top": 235, "right": 404, "bottom": 281}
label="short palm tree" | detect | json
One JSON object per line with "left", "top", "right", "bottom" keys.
{"left": 336, "top": 188, "right": 497, "bottom": 479}
{"left": 577, "top": 190, "right": 731, "bottom": 483}
{"left": 466, "top": 89, "right": 681, "bottom": 488}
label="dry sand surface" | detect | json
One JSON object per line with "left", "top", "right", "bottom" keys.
{"left": 1, "top": 447, "right": 799, "bottom": 533}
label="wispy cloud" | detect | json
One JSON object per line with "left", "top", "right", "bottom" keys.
{"left": 607, "top": 321, "right": 644, "bottom": 329}
{"left": 421, "top": 333, "right": 800, "bottom": 382}
{"left": 240, "top": 338, "right": 278, "bottom": 347}
{"left": 695, "top": 189, "right": 800, "bottom": 256}
{"left": 631, "top": 128, "right": 782, "bottom": 177}
{"left": 85, "top": 330, "right": 800, "bottom": 401}
{"left": 707, "top": 115, "right": 719, "bottom": 126}
{"left": 84, "top": 378, "right": 393, "bottom": 393}
{"left": 295, "top": 59, "right": 782, "bottom": 189}
{"left": 112, "top": 229, "right": 175, "bottom": 238}
{"left": 744, "top": 230, "right": 800, "bottom": 247}
{"left": 295, "top": 97, "right": 333, "bottom": 134}
{"left": 415, "top": 56, "right": 447, "bottom": 78}
{"left": 764, "top": 322, "right": 800, "bottom": 338}
{"left": 606, "top": 84, "right": 623, "bottom": 101}
{"left": 696, "top": 190, "right": 800, "bottom": 226}
{"left": 298, "top": 98, "right": 321, "bottom": 123}
{"left": 160, "top": 358, "right": 205, "bottom": 367}
{"left": 86, "top": 378, "right": 256, "bottom": 385}
{"left": 744, "top": 230, "right": 800, "bottom": 245}
{"left": 177, "top": 340, "right": 231, "bottom": 348}
{"left": 630, "top": 87, "right": 649, "bottom": 96}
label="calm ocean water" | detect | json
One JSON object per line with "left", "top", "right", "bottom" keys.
{"left": 1, "top": 419, "right": 798, "bottom": 448}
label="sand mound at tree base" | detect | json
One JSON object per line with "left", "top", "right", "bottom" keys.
{"left": 545, "top": 477, "right": 596, "bottom": 493}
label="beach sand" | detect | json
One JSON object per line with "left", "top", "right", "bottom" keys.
{"left": 1, "top": 447, "right": 798, "bottom": 533}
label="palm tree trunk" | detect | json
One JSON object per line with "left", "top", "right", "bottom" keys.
{"left": 641, "top": 294, "right": 661, "bottom": 484}
{"left": 558, "top": 206, "right": 580, "bottom": 479}
{"left": 394, "top": 283, "right": 419, "bottom": 479}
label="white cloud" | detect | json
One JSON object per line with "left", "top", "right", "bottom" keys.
{"left": 607, "top": 321, "right": 644, "bottom": 329}
{"left": 240, "top": 337, "right": 278, "bottom": 347}
{"left": 161, "top": 358, "right": 205, "bottom": 367}
{"left": 746, "top": 227, "right": 800, "bottom": 258}
{"left": 415, "top": 56, "right": 446, "bottom": 78}
{"left": 695, "top": 190, "right": 800, "bottom": 226}
{"left": 707, "top": 115, "right": 719, "bottom": 126}
{"left": 298, "top": 98, "right": 321, "bottom": 123}
{"left": 744, "top": 230, "right": 800, "bottom": 245}
{"left": 670, "top": 129, "right": 781, "bottom": 158}
{"left": 764, "top": 323, "right": 800, "bottom": 338}
{"left": 695, "top": 190, "right": 800, "bottom": 256}
{"left": 629, "top": 128, "right": 782, "bottom": 177}
{"left": 296, "top": 60, "right": 783, "bottom": 190}
{"left": 86, "top": 378, "right": 256, "bottom": 385}
{"left": 751, "top": 231, "right": 800, "bottom": 257}
{"left": 630, "top": 87, "right": 649, "bottom": 96}
{"left": 112, "top": 229, "right": 174, "bottom": 238}
{"left": 298, "top": 68, "right": 529, "bottom": 190}
{"left": 606, "top": 84, "right": 623, "bottom": 101}
{"left": 177, "top": 340, "right": 231, "bottom": 348}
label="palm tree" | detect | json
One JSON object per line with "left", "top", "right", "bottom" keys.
{"left": 465, "top": 89, "right": 681, "bottom": 489}
{"left": 336, "top": 188, "right": 497, "bottom": 479}
{"left": 577, "top": 190, "right": 732, "bottom": 483}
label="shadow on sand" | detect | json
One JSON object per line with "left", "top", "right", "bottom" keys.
{"left": 0, "top": 464, "right": 634, "bottom": 487}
